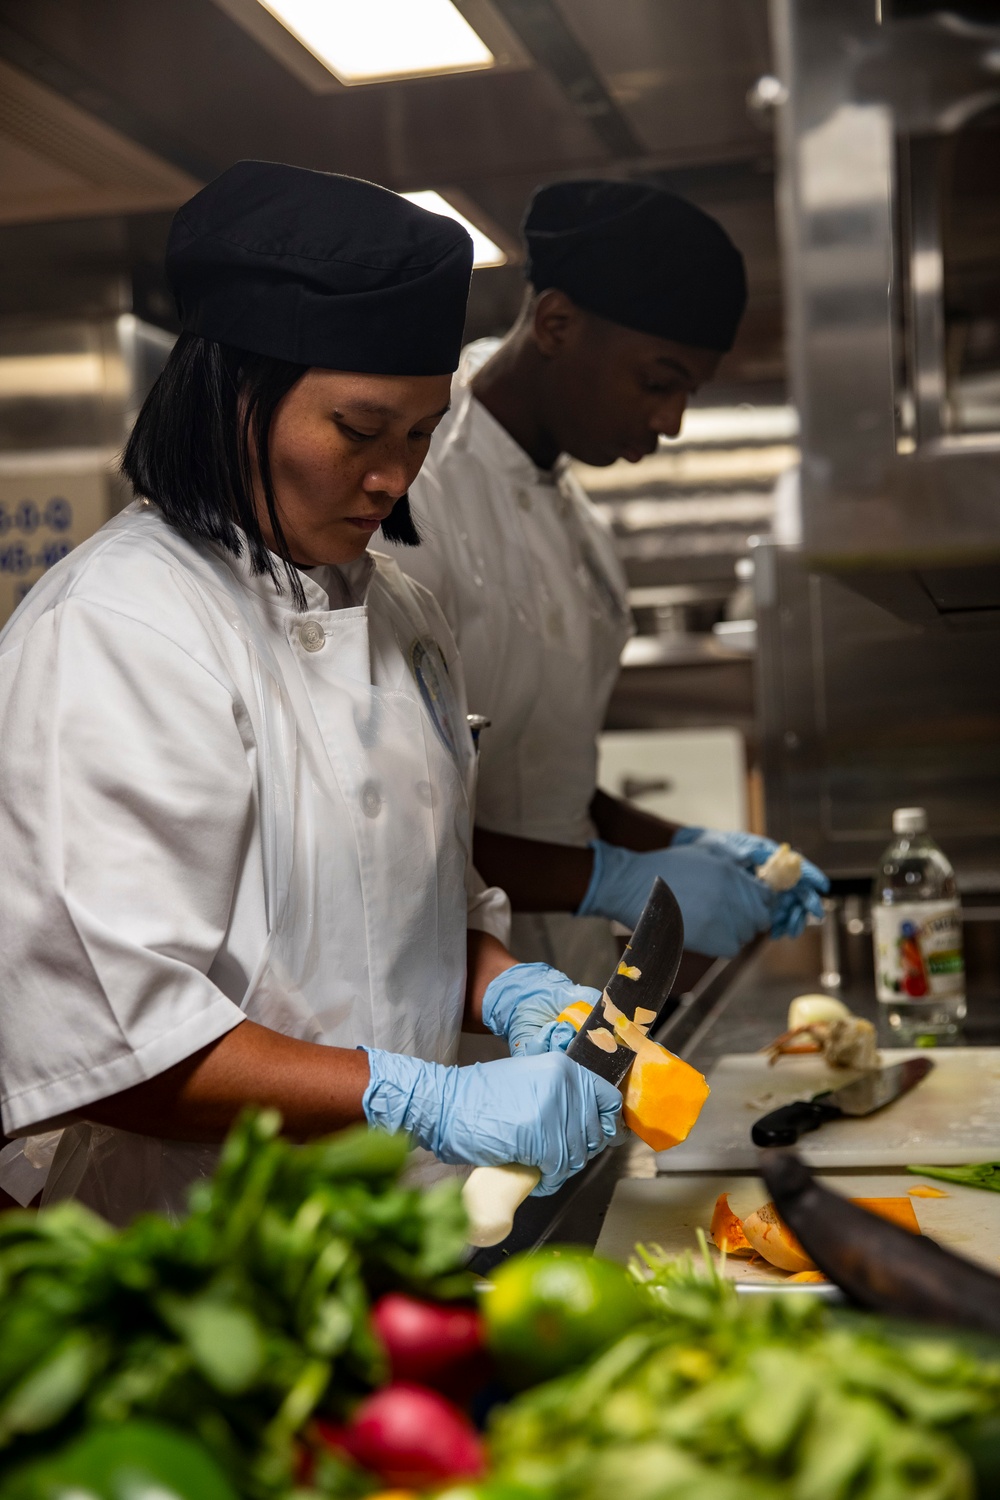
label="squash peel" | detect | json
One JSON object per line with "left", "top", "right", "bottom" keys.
{"left": 741, "top": 1202, "right": 817, "bottom": 1273}
{"left": 710, "top": 1193, "right": 754, "bottom": 1257}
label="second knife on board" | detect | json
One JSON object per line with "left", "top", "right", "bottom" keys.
{"left": 751, "top": 1056, "right": 935, "bottom": 1149}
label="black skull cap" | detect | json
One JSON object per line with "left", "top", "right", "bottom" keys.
{"left": 167, "top": 160, "right": 474, "bottom": 375}
{"left": 524, "top": 179, "right": 747, "bottom": 353}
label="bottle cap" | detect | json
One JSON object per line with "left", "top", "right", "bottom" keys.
{"left": 892, "top": 807, "right": 927, "bottom": 834}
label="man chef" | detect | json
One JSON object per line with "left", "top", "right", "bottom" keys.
{"left": 380, "top": 179, "right": 828, "bottom": 986}
{"left": 0, "top": 162, "right": 621, "bottom": 1222}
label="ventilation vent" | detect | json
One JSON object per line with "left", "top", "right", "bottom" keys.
{"left": 0, "top": 58, "right": 199, "bottom": 225}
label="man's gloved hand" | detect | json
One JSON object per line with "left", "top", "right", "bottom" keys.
{"left": 672, "top": 827, "right": 829, "bottom": 940}
{"left": 577, "top": 840, "right": 775, "bottom": 958}
{"left": 362, "top": 1049, "right": 621, "bottom": 1196}
{"left": 482, "top": 962, "right": 597, "bottom": 1058}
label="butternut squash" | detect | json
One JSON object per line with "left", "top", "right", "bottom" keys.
{"left": 557, "top": 998, "right": 595, "bottom": 1032}
{"left": 555, "top": 1000, "right": 710, "bottom": 1153}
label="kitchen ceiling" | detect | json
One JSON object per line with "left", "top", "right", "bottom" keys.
{"left": 0, "top": 0, "right": 782, "bottom": 385}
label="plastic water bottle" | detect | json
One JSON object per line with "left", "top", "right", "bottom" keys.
{"left": 872, "top": 808, "right": 966, "bottom": 1037}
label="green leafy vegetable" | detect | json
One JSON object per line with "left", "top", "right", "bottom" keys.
{"left": 0, "top": 1111, "right": 470, "bottom": 1498}
{"left": 487, "top": 1249, "right": 1000, "bottom": 1500}
{"left": 908, "top": 1163, "right": 1000, "bottom": 1193}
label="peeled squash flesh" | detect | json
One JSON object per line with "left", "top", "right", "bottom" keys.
{"left": 621, "top": 1034, "right": 709, "bottom": 1152}
{"left": 555, "top": 999, "right": 710, "bottom": 1153}
{"left": 853, "top": 1197, "right": 921, "bottom": 1234}
{"left": 558, "top": 999, "right": 595, "bottom": 1032}
{"left": 710, "top": 1193, "right": 754, "bottom": 1257}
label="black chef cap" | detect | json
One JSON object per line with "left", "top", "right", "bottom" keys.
{"left": 166, "top": 161, "right": 474, "bottom": 376}
{"left": 524, "top": 179, "right": 747, "bottom": 353}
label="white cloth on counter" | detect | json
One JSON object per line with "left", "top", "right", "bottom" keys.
{"left": 0, "top": 501, "right": 508, "bottom": 1221}
{"left": 379, "top": 340, "right": 633, "bottom": 987}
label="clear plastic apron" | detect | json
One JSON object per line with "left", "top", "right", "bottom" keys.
{"left": 37, "top": 544, "right": 474, "bottom": 1223}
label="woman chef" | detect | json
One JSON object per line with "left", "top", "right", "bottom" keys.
{"left": 0, "top": 162, "right": 621, "bottom": 1223}
{"left": 381, "top": 180, "right": 829, "bottom": 988}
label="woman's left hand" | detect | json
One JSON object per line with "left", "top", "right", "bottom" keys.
{"left": 482, "top": 963, "right": 598, "bottom": 1057}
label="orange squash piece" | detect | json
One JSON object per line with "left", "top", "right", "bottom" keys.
{"left": 909, "top": 1185, "right": 948, "bottom": 1199}
{"left": 710, "top": 1192, "right": 754, "bottom": 1257}
{"left": 787, "top": 1270, "right": 828, "bottom": 1283}
{"left": 557, "top": 998, "right": 595, "bottom": 1032}
{"left": 555, "top": 1002, "right": 710, "bottom": 1153}
{"left": 619, "top": 1024, "right": 710, "bottom": 1152}
{"left": 852, "top": 1197, "right": 921, "bottom": 1233}
{"left": 741, "top": 1202, "right": 816, "bottom": 1273}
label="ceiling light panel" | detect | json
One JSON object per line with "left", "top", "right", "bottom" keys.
{"left": 401, "top": 191, "right": 507, "bottom": 268}
{"left": 256, "top": 0, "right": 494, "bottom": 83}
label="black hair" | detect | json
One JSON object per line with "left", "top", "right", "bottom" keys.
{"left": 120, "top": 331, "right": 420, "bottom": 611}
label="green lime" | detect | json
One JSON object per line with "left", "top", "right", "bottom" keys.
{"left": 482, "top": 1247, "right": 645, "bottom": 1387}
{"left": 0, "top": 1420, "right": 238, "bottom": 1500}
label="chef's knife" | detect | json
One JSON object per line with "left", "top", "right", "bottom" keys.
{"left": 751, "top": 1056, "right": 934, "bottom": 1148}
{"left": 565, "top": 876, "right": 686, "bottom": 1084}
{"left": 463, "top": 876, "right": 686, "bottom": 1247}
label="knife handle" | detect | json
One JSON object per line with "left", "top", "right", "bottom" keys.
{"left": 752, "top": 1097, "right": 842, "bottom": 1148}
{"left": 462, "top": 1163, "right": 541, "bottom": 1247}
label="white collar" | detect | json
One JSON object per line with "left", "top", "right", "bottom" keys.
{"left": 220, "top": 534, "right": 376, "bottom": 615}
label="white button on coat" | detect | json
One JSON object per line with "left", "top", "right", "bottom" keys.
{"left": 0, "top": 503, "right": 509, "bottom": 1221}
{"left": 298, "top": 620, "right": 326, "bottom": 652}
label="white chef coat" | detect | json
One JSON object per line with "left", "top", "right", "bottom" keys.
{"left": 379, "top": 340, "right": 633, "bottom": 987}
{"left": 0, "top": 501, "right": 508, "bottom": 1220}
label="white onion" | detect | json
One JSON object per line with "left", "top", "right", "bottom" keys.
{"left": 787, "top": 993, "right": 851, "bottom": 1030}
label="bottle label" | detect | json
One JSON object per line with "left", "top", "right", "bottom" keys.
{"left": 873, "top": 901, "right": 965, "bottom": 1004}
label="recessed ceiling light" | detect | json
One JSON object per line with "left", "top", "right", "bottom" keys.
{"left": 256, "top": 0, "right": 494, "bottom": 84}
{"left": 401, "top": 191, "right": 507, "bottom": 269}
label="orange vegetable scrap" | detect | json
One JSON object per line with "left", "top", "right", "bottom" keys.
{"left": 852, "top": 1197, "right": 921, "bottom": 1233}
{"left": 908, "top": 1185, "right": 949, "bottom": 1199}
{"left": 787, "top": 1271, "right": 829, "bottom": 1283}
{"left": 710, "top": 1192, "right": 754, "bottom": 1257}
{"left": 741, "top": 1202, "right": 816, "bottom": 1273}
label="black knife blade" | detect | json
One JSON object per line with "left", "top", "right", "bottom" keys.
{"left": 751, "top": 1055, "right": 934, "bottom": 1148}
{"left": 566, "top": 875, "right": 685, "bottom": 1087}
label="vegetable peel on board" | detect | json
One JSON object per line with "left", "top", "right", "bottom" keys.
{"left": 556, "top": 1000, "right": 710, "bottom": 1153}
{"left": 763, "top": 1147, "right": 1000, "bottom": 1336}
{"left": 712, "top": 1192, "right": 921, "bottom": 1274}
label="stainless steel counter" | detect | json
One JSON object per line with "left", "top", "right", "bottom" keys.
{"left": 469, "top": 897, "right": 1000, "bottom": 1272}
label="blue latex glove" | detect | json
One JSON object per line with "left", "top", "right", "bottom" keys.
{"left": 362, "top": 1049, "right": 621, "bottom": 1196}
{"left": 482, "top": 962, "right": 598, "bottom": 1058}
{"left": 673, "top": 827, "right": 829, "bottom": 940}
{"left": 578, "top": 839, "right": 775, "bottom": 958}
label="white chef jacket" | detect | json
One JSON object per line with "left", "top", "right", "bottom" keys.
{"left": 379, "top": 341, "right": 633, "bottom": 987}
{"left": 0, "top": 501, "right": 507, "bottom": 1220}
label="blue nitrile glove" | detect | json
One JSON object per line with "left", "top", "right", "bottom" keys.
{"left": 672, "top": 827, "right": 829, "bottom": 940}
{"left": 482, "top": 962, "right": 598, "bottom": 1058}
{"left": 362, "top": 1049, "right": 621, "bottom": 1196}
{"left": 577, "top": 839, "right": 776, "bottom": 958}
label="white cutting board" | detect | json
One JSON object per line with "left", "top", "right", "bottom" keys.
{"left": 658, "top": 1048, "right": 1000, "bottom": 1171}
{"left": 595, "top": 1172, "right": 1000, "bottom": 1281}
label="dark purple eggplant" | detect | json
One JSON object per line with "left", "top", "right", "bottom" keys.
{"left": 759, "top": 1147, "right": 1000, "bottom": 1337}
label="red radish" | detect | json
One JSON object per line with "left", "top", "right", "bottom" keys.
{"left": 371, "top": 1294, "right": 485, "bottom": 1386}
{"left": 316, "top": 1383, "right": 485, "bottom": 1487}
